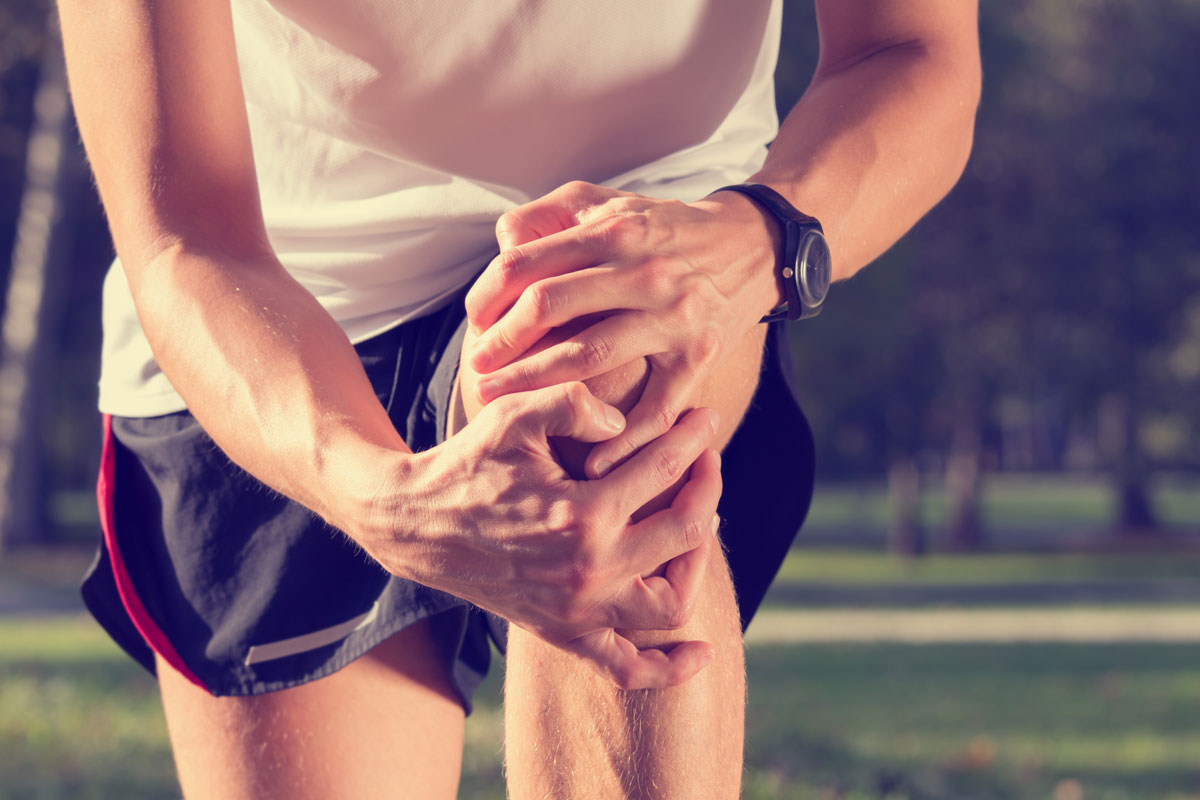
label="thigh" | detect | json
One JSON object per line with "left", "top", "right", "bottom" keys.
{"left": 157, "top": 617, "right": 465, "bottom": 800}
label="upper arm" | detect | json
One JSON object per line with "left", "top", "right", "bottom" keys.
{"left": 813, "top": 0, "right": 980, "bottom": 83}
{"left": 58, "top": 0, "right": 269, "bottom": 274}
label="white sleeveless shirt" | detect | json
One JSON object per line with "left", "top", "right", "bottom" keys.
{"left": 99, "top": 0, "right": 783, "bottom": 416}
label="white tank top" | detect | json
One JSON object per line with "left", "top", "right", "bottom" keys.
{"left": 99, "top": 0, "right": 783, "bottom": 416}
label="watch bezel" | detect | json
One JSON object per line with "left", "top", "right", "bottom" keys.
{"left": 710, "top": 183, "right": 830, "bottom": 323}
{"left": 796, "top": 230, "right": 831, "bottom": 311}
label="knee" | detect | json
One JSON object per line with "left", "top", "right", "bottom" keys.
{"left": 459, "top": 314, "right": 654, "bottom": 483}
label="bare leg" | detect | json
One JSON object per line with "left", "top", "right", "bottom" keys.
{"left": 456, "top": 321, "right": 767, "bottom": 799}
{"left": 157, "top": 618, "right": 466, "bottom": 800}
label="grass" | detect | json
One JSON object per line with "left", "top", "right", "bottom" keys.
{"left": 801, "top": 473, "right": 1200, "bottom": 543}
{"left": 772, "top": 550, "right": 1200, "bottom": 586}
{"left": 6, "top": 616, "right": 1200, "bottom": 799}
{"left": 8, "top": 475, "right": 1200, "bottom": 799}
{"left": 0, "top": 618, "right": 176, "bottom": 800}
{"left": 743, "top": 643, "right": 1200, "bottom": 800}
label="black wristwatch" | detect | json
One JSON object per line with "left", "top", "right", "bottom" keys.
{"left": 712, "top": 183, "right": 831, "bottom": 323}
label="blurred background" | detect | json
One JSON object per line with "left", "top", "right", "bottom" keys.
{"left": 3, "top": 1, "right": 1200, "bottom": 798}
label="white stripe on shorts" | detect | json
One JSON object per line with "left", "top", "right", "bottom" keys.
{"left": 244, "top": 602, "right": 380, "bottom": 666}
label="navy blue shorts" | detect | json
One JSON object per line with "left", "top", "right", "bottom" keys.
{"left": 82, "top": 279, "right": 815, "bottom": 711}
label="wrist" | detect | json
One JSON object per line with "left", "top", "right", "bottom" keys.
{"left": 317, "top": 435, "right": 420, "bottom": 567}
{"left": 689, "top": 191, "right": 785, "bottom": 320}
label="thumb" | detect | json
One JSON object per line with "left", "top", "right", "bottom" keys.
{"left": 517, "top": 382, "right": 626, "bottom": 443}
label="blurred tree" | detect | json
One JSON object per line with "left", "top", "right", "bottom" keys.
{"left": 977, "top": 1, "right": 1200, "bottom": 533}
{"left": 789, "top": 0, "right": 1200, "bottom": 546}
{"left": 0, "top": 9, "right": 82, "bottom": 553}
{"left": 3, "top": 0, "right": 1200, "bottom": 550}
{"left": 1, "top": 0, "right": 52, "bottom": 287}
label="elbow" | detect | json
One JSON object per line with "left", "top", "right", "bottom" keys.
{"left": 915, "top": 44, "right": 982, "bottom": 210}
{"left": 945, "top": 43, "right": 984, "bottom": 193}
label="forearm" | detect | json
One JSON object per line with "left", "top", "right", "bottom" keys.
{"left": 130, "top": 241, "right": 409, "bottom": 533}
{"left": 753, "top": 37, "right": 981, "bottom": 281}
{"left": 694, "top": 18, "right": 980, "bottom": 298}
{"left": 60, "top": 0, "right": 409, "bottom": 537}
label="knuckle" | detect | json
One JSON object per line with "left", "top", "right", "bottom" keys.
{"left": 680, "top": 514, "right": 707, "bottom": 551}
{"left": 488, "top": 324, "right": 514, "bottom": 354}
{"left": 602, "top": 195, "right": 638, "bottom": 215}
{"left": 653, "top": 402, "right": 680, "bottom": 435}
{"left": 526, "top": 282, "right": 559, "bottom": 321}
{"left": 650, "top": 447, "right": 684, "bottom": 487}
{"left": 574, "top": 336, "right": 613, "bottom": 372}
{"left": 494, "top": 209, "right": 519, "bottom": 239}
{"left": 595, "top": 213, "right": 649, "bottom": 249}
{"left": 507, "top": 360, "right": 540, "bottom": 392}
{"left": 496, "top": 247, "right": 527, "bottom": 286}
{"left": 642, "top": 257, "right": 681, "bottom": 299}
{"left": 563, "top": 179, "right": 593, "bottom": 197}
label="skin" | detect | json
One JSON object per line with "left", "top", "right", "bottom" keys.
{"left": 456, "top": 317, "right": 767, "bottom": 798}
{"left": 59, "top": 0, "right": 980, "bottom": 796}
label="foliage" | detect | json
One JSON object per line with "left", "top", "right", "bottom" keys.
{"left": 0, "top": 0, "right": 52, "bottom": 291}
{"left": 789, "top": 1, "right": 1200, "bottom": 487}
{"left": 3, "top": 2, "right": 1200, "bottom": 539}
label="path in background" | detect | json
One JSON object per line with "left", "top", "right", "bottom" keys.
{"left": 747, "top": 607, "right": 1200, "bottom": 644}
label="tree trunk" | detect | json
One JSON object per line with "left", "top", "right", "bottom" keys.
{"left": 887, "top": 456, "right": 924, "bottom": 557}
{"left": 944, "top": 414, "right": 984, "bottom": 551}
{"left": 1098, "top": 393, "right": 1160, "bottom": 534}
{"left": 0, "top": 16, "right": 75, "bottom": 554}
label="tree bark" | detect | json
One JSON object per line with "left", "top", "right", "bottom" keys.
{"left": 944, "top": 413, "right": 984, "bottom": 551}
{"left": 887, "top": 456, "right": 924, "bottom": 557}
{"left": 0, "top": 15, "right": 75, "bottom": 554}
{"left": 1098, "top": 393, "right": 1160, "bottom": 534}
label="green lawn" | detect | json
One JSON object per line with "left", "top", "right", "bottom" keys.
{"left": 802, "top": 473, "right": 1200, "bottom": 543}
{"left": 5, "top": 616, "right": 1200, "bottom": 799}
{"left": 6, "top": 537, "right": 1200, "bottom": 798}
{"left": 773, "top": 550, "right": 1200, "bottom": 586}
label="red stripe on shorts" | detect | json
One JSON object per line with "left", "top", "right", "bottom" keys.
{"left": 97, "top": 414, "right": 206, "bottom": 690}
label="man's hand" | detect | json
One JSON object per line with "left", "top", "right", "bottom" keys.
{"left": 354, "top": 381, "right": 723, "bottom": 690}
{"left": 463, "top": 181, "right": 779, "bottom": 480}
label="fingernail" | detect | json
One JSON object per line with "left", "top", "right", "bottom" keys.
{"left": 708, "top": 409, "right": 721, "bottom": 436}
{"left": 470, "top": 339, "right": 492, "bottom": 367}
{"left": 593, "top": 460, "right": 613, "bottom": 479}
{"left": 602, "top": 405, "right": 625, "bottom": 432}
{"left": 711, "top": 514, "right": 720, "bottom": 535}
{"left": 478, "top": 379, "right": 500, "bottom": 401}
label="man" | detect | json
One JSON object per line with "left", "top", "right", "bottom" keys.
{"left": 63, "top": 1, "right": 980, "bottom": 796}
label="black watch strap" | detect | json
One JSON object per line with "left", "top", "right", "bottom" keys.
{"left": 717, "top": 183, "right": 818, "bottom": 227}
{"left": 712, "top": 183, "right": 819, "bottom": 323}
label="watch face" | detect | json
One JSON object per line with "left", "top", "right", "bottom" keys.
{"left": 797, "top": 232, "right": 831, "bottom": 307}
